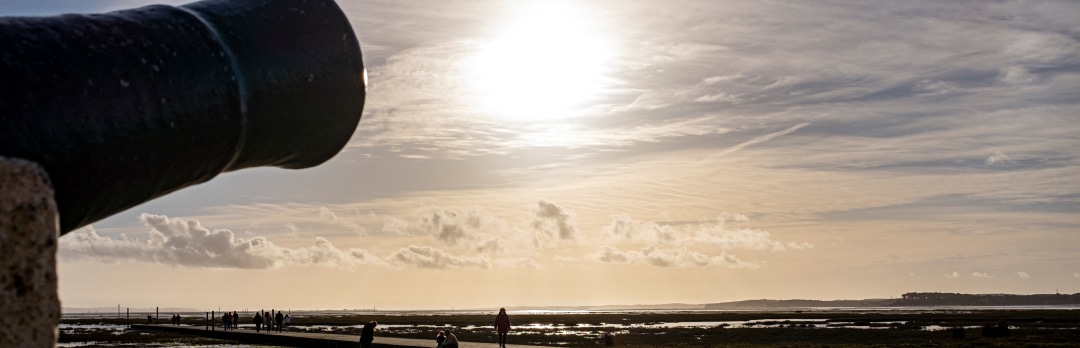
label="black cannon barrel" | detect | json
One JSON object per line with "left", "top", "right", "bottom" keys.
{"left": 0, "top": 0, "right": 366, "bottom": 234}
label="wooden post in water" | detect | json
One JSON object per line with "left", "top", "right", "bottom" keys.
{"left": 212, "top": 311, "right": 215, "bottom": 331}
{"left": 156, "top": 306, "right": 159, "bottom": 324}
{"left": 126, "top": 308, "right": 130, "bottom": 328}
{"left": 205, "top": 312, "right": 209, "bottom": 330}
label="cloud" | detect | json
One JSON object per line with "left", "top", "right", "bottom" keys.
{"left": 381, "top": 206, "right": 513, "bottom": 253}
{"left": 1017, "top": 271, "right": 1030, "bottom": 279}
{"left": 971, "top": 272, "right": 994, "bottom": 278}
{"left": 985, "top": 151, "right": 1010, "bottom": 166}
{"left": 602, "top": 213, "right": 812, "bottom": 251}
{"left": 473, "top": 237, "right": 506, "bottom": 254}
{"left": 998, "top": 66, "right": 1036, "bottom": 84}
{"left": 387, "top": 245, "right": 491, "bottom": 269}
{"left": 711, "top": 123, "right": 810, "bottom": 159}
{"left": 595, "top": 245, "right": 759, "bottom": 269}
{"left": 694, "top": 93, "right": 740, "bottom": 103}
{"left": 912, "top": 79, "right": 959, "bottom": 96}
{"left": 495, "top": 257, "right": 542, "bottom": 269}
{"left": 531, "top": 199, "right": 580, "bottom": 242}
{"left": 719, "top": 212, "right": 750, "bottom": 223}
{"left": 59, "top": 214, "right": 378, "bottom": 269}
{"left": 944, "top": 271, "right": 959, "bottom": 278}
{"left": 319, "top": 206, "right": 367, "bottom": 235}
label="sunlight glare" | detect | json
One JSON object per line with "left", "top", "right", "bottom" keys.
{"left": 470, "top": 1, "right": 612, "bottom": 122}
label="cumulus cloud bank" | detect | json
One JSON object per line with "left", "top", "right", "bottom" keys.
{"left": 60, "top": 213, "right": 545, "bottom": 270}
{"left": 59, "top": 214, "right": 378, "bottom": 269}
{"left": 595, "top": 245, "right": 759, "bottom": 269}
{"left": 603, "top": 213, "right": 811, "bottom": 251}
{"left": 382, "top": 206, "right": 511, "bottom": 253}
{"left": 387, "top": 245, "right": 491, "bottom": 269}
{"left": 586, "top": 213, "right": 811, "bottom": 268}
{"left": 319, "top": 206, "right": 367, "bottom": 235}
{"left": 531, "top": 199, "right": 580, "bottom": 242}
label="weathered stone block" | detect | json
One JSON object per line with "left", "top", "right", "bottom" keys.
{"left": 0, "top": 157, "right": 60, "bottom": 347}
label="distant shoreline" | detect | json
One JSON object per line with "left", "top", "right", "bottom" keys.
{"left": 63, "top": 291, "right": 1080, "bottom": 314}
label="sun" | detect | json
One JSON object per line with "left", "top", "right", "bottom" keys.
{"left": 469, "top": 1, "right": 613, "bottom": 123}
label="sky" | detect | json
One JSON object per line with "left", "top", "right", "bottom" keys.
{"left": 4, "top": 0, "right": 1079, "bottom": 311}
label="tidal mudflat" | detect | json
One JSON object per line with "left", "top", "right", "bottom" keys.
{"left": 61, "top": 308, "right": 1080, "bottom": 347}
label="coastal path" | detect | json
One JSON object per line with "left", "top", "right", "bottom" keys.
{"left": 133, "top": 324, "right": 555, "bottom": 348}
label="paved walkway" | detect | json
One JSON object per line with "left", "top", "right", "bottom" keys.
{"left": 133, "top": 324, "right": 552, "bottom": 348}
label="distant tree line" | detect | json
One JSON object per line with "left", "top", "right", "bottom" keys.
{"left": 894, "top": 292, "right": 1080, "bottom": 306}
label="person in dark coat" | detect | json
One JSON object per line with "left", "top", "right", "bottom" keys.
{"left": 495, "top": 307, "right": 511, "bottom": 347}
{"left": 275, "top": 311, "right": 285, "bottom": 332}
{"left": 359, "top": 321, "right": 378, "bottom": 348}
{"left": 253, "top": 312, "right": 263, "bottom": 332}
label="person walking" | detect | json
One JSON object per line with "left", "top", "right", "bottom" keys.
{"left": 442, "top": 328, "right": 459, "bottom": 348}
{"left": 253, "top": 311, "right": 263, "bottom": 333}
{"left": 359, "top": 321, "right": 378, "bottom": 348}
{"left": 222, "top": 312, "right": 230, "bottom": 331}
{"left": 284, "top": 314, "right": 291, "bottom": 332}
{"left": 275, "top": 310, "right": 285, "bottom": 332}
{"left": 264, "top": 311, "right": 271, "bottom": 333}
{"left": 495, "top": 308, "right": 511, "bottom": 348}
{"left": 233, "top": 311, "right": 239, "bottom": 330}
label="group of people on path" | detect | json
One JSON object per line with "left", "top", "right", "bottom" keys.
{"left": 360, "top": 307, "right": 511, "bottom": 348}
{"left": 220, "top": 311, "right": 240, "bottom": 330}
{"left": 252, "top": 309, "right": 290, "bottom": 333}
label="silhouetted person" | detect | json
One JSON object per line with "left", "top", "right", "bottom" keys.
{"left": 264, "top": 311, "right": 272, "bottom": 333}
{"left": 359, "top": 321, "right": 377, "bottom": 348}
{"left": 495, "top": 307, "right": 511, "bottom": 347}
{"left": 442, "top": 328, "right": 459, "bottom": 348}
{"left": 254, "top": 312, "right": 263, "bottom": 332}
{"left": 275, "top": 311, "right": 284, "bottom": 332}
{"left": 436, "top": 331, "right": 446, "bottom": 348}
{"left": 233, "top": 312, "right": 239, "bottom": 329}
{"left": 147, "top": 314, "right": 152, "bottom": 324}
{"left": 284, "top": 314, "right": 291, "bottom": 332}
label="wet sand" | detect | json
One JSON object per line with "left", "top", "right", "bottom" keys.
{"left": 61, "top": 308, "right": 1080, "bottom": 347}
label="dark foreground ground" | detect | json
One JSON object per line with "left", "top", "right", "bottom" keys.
{"left": 61, "top": 309, "right": 1080, "bottom": 347}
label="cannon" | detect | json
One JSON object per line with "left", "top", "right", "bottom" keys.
{"left": 0, "top": 0, "right": 366, "bottom": 234}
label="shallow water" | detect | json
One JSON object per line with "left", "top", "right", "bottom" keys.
{"left": 62, "top": 305, "right": 1080, "bottom": 321}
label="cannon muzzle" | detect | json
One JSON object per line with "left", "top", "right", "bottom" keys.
{"left": 0, "top": 0, "right": 366, "bottom": 234}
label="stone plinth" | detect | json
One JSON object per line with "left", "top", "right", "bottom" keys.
{"left": 0, "top": 157, "right": 60, "bottom": 347}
